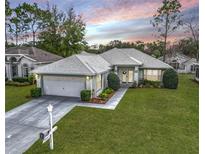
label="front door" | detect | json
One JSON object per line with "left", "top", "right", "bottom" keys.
{"left": 122, "top": 71, "right": 127, "bottom": 82}
{"left": 121, "top": 68, "right": 134, "bottom": 83}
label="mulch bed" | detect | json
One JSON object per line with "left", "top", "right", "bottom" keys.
{"left": 88, "top": 92, "right": 115, "bottom": 104}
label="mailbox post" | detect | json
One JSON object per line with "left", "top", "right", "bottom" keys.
{"left": 40, "top": 104, "right": 57, "bottom": 150}
{"left": 47, "top": 104, "right": 54, "bottom": 150}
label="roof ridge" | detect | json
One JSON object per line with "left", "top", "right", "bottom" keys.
{"left": 75, "top": 55, "right": 96, "bottom": 75}
{"left": 116, "top": 48, "right": 140, "bottom": 64}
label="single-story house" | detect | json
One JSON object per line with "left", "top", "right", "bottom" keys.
{"left": 33, "top": 48, "right": 172, "bottom": 97}
{"left": 5, "top": 47, "right": 63, "bottom": 80}
{"left": 159, "top": 53, "right": 198, "bottom": 73}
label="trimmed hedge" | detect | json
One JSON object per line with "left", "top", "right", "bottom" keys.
{"left": 80, "top": 90, "right": 91, "bottom": 101}
{"left": 162, "top": 68, "right": 178, "bottom": 89}
{"left": 13, "top": 77, "right": 29, "bottom": 83}
{"left": 30, "top": 88, "right": 41, "bottom": 97}
{"left": 6, "top": 81, "right": 31, "bottom": 87}
{"left": 107, "top": 72, "right": 120, "bottom": 91}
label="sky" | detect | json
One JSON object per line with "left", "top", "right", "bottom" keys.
{"left": 10, "top": 0, "right": 199, "bottom": 45}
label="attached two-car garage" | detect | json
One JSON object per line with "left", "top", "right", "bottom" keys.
{"left": 42, "top": 75, "right": 85, "bottom": 97}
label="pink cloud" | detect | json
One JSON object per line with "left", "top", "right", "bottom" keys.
{"left": 85, "top": 0, "right": 198, "bottom": 25}
{"left": 85, "top": 1, "right": 159, "bottom": 24}
{"left": 124, "top": 31, "right": 189, "bottom": 43}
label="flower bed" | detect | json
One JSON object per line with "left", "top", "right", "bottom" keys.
{"left": 89, "top": 87, "right": 115, "bottom": 104}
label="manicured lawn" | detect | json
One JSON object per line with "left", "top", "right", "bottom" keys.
{"left": 26, "top": 74, "right": 198, "bottom": 154}
{"left": 5, "top": 85, "right": 35, "bottom": 111}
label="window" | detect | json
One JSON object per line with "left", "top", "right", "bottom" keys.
{"left": 144, "top": 69, "right": 161, "bottom": 81}
{"left": 96, "top": 74, "right": 102, "bottom": 90}
{"left": 23, "top": 63, "right": 29, "bottom": 77}
{"left": 196, "top": 67, "right": 199, "bottom": 78}
{"left": 11, "top": 64, "right": 18, "bottom": 77}
{"left": 10, "top": 57, "right": 17, "bottom": 62}
{"left": 191, "top": 65, "right": 195, "bottom": 72}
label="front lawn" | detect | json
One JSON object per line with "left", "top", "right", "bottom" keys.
{"left": 26, "top": 74, "right": 198, "bottom": 154}
{"left": 5, "top": 85, "right": 35, "bottom": 111}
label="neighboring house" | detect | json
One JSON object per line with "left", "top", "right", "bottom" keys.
{"left": 33, "top": 48, "right": 171, "bottom": 98}
{"left": 5, "top": 47, "right": 63, "bottom": 80}
{"left": 159, "top": 53, "right": 198, "bottom": 73}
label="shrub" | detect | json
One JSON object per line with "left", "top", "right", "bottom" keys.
{"left": 99, "top": 92, "right": 108, "bottom": 100}
{"left": 28, "top": 74, "right": 35, "bottom": 85}
{"left": 80, "top": 90, "right": 91, "bottom": 101}
{"left": 162, "top": 68, "right": 178, "bottom": 89}
{"left": 103, "top": 87, "right": 114, "bottom": 94}
{"left": 130, "top": 81, "right": 137, "bottom": 88}
{"left": 30, "top": 88, "right": 41, "bottom": 97}
{"left": 107, "top": 72, "right": 120, "bottom": 91}
{"left": 144, "top": 80, "right": 161, "bottom": 88}
{"left": 13, "top": 77, "right": 28, "bottom": 83}
{"left": 6, "top": 81, "right": 31, "bottom": 87}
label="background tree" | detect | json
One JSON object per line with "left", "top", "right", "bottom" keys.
{"left": 5, "top": 0, "right": 12, "bottom": 47}
{"left": 37, "top": 5, "right": 65, "bottom": 55}
{"left": 9, "top": 5, "right": 24, "bottom": 45}
{"left": 183, "top": 16, "right": 199, "bottom": 61}
{"left": 20, "top": 2, "right": 47, "bottom": 45}
{"left": 61, "top": 8, "right": 86, "bottom": 57}
{"left": 151, "top": 0, "right": 182, "bottom": 61}
{"left": 146, "top": 40, "right": 164, "bottom": 58}
{"left": 176, "top": 38, "right": 198, "bottom": 58}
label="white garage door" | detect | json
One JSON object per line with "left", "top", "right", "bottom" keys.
{"left": 43, "top": 76, "right": 85, "bottom": 97}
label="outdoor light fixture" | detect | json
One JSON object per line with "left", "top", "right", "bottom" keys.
{"left": 123, "top": 71, "right": 127, "bottom": 74}
{"left": 86, "top": 76, "right": 90, "bottom": 80}
{"left": 35, "top": 74, "right": 39, "bottom": 79}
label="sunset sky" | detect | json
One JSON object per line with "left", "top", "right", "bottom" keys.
{"left": 10, "top": 0, "right": 199, "bottom": 45}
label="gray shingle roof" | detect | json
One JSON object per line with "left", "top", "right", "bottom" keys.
{"left": 32, "top": 54, "right": 111, "bottom": 76}
{"left": 100, "top": 48, "right": 141, "bottom": 66}
{"left": 119, "top": 48, "right": 172, "bottom": 69}
{"left": 33, "top": 48, "right": 171, "bottom": 76}
{"left": 6, "top": 47, "right": 63, "bottom": 62}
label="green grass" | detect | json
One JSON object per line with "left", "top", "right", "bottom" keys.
{"left": 26, "top": 74, "right": 198, "bottom": 154}
{"left": 5, "top": 85, "right": 35, "bottom": 111}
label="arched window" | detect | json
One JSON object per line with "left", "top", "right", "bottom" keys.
{"left": 23, "top": 63, "right": 29, "bottom": 77}
{"left": 10, "top": 57, "right": 17, "bottom": 62}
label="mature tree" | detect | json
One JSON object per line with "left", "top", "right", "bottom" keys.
{"left": 151, "top": 0, "right": 182, "bottom": 61}
{"left": 20, "top": 3, "right": 48, "bottom": 45}
{"left": 183, "top": 16, "right": 199, "bottom": 60}
{"left": 37, "top": 5, "right": 65, "bottom": 55}
{"left": 9, "top": 5, "right": 24, "bottom": 45}
{"left": 37, "top": 6, "right": 86, "bottom": 57}
{"left": 5, "top": 0, "right": 12, "bottom": 47}
{"left": 61, "top": 8, "right": 86, "bottom": 57}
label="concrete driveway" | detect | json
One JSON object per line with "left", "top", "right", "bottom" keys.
{"left": 5, "top": 96, "right": 79, "bottom": 154}
{"left": 5, "top": 88, "right": 127, "bottom": 154}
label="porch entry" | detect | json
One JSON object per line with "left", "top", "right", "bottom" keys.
{"left": 120, "top": 68, "right": 134, "bottom": 83}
